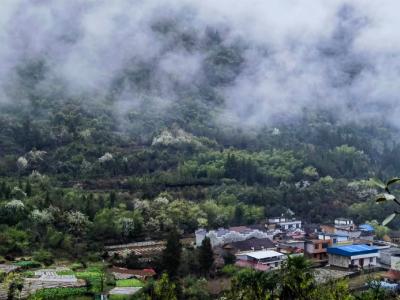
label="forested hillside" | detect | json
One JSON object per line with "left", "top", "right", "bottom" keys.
{"left": 1, "top": 0, "right": 400, "bottom": 260}
{"left": 1, "top": 68, "right": 400, "bottom": 258}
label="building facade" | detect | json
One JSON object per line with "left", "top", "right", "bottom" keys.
{"left": 305, "top": 240, "right": 331, "bottom": 261}
{"left": 235, "top": 250, "right": 285, "bottom": 271}
{"left": 334, "top": 218, "right": 354, "bottom": 228}
{"left": 318, "top": 233, "right": 350, "bottom": 245}
{"left": 327, "top": 245, "right": 379, "bottom": 269}
{"left": 267, "top": 217, "right": 302, "bottom": 229}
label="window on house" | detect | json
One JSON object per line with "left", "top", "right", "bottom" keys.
{"left": 314, "top": 244, "right": 319, "bottom": 249}
{"left": 370, "top": 257, "right": 373, "bottom": 263}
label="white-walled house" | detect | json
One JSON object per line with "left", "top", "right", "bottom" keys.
{"left": 235, "top": 250, "right": 285, "bottom": 271}
{"left": 318, "top": 233, "right": 350, "bottom": 245}
{"left": 267, "top": 217, "right": 302, "bottom": 230}
{"left": 334, "top": 218, "right": 355, "bottom": 230}
{"left": 195, "top": 227, "right": 274, "bottom": 248}
{"left": 327, "top": 244, "right": 379, "bottom": 269}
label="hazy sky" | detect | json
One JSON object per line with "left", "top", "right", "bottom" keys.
{"left": 1, "top": 0, "right": 400, "bottom": 128}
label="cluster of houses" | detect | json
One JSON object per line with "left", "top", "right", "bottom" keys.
{"left": 195, "top": 216, "right": 400, "bottom": 280}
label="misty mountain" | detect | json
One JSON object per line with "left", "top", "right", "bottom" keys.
{"left": 1, "top": 0, "right": 400, "bottom": 275}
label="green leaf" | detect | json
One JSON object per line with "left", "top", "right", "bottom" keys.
{"left": 375, "top": 193, "right": 396, "bottom": 203}
{"left": 387, "top": 178, "right": 400, "bottom": 187}
{"left": 369, "top": 178, "right": 386, "bottom": 189}
{"left": 382, "top": 213, "right": 396, "bottom": 226}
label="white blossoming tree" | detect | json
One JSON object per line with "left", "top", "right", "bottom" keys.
{"left": 99, "top": 152, "right": 113, "bottom": 163}
{"left": 65, "top": 211, "right": 91, "bottom": 236}
{"left": 16, "top": 157, "right": 28, "bottom": 171}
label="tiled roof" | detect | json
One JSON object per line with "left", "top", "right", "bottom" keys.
{"left": 389, "top": 231, "right": 400, "bottom": 238}
{"left": 224, "top": 237, "right": 275, "bottom": 251}
{"left": 229, "top": 226, "right": 252, "bottom": 234}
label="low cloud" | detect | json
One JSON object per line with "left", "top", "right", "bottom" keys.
{"left": 1, "top": 0, "right": 400, "bottom": 128}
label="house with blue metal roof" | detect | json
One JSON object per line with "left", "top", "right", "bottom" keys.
{"left": 327, "top": 244, "right": 379, "bottom": 269}
{"left": 359, "top": 224, "right": 374, "bottom": 232}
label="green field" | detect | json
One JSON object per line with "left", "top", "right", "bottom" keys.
{"left": 116, "top": 278, "right": 144, "bottom": 288}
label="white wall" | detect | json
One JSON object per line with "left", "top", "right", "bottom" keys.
{"left": 329, "top": 254, "right": 350, "bottom": 268}
{"left": 391, "top": 255, "right": 400, "bottom": 271}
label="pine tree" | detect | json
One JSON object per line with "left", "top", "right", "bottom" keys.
{"left": 85, "top": 193, "right": 96, "bottom": 221}
{"left": 0, "top": 181, "right": 5, "bottom": 198}
{"left": 125, "top": 252, "right": 141, "bottom": 269}
{"left": 4, "top": 184, "right": 11, "bottom": 199}
{"left": 109, "top": 191, "right": 116, "bottom": 208}
{"left": 44, "top": 191, "right": 51, "bottom": 207}
{"left": 25, "top": 180, "right": 32, "bottom": 197}
{"left": 225, "top": 153, "right": 237, "bottom": 178}
{"left": 153, "top": 273, "right": 177, "bottom": 300}
{"left": 233, "top": 205, "right": 244, "bottom": 225}
{"left": 161, "top": 228, "right": 182, "bottom": 279}
{"left": 198, "top": 236, "right": 214, "bottom": 276}
{"left": 98, "top": 195, "right": 105, "bottom": 209}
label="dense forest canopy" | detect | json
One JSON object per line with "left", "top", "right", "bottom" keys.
{"left": 1, "top": 0, "right": 400, "bottom": 259}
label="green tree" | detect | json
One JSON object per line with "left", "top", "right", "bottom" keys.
{"left": 198, "top": 237, "right": 214, "bottom": 276}
{"left": 109, "top": 191, "right": 117, "bottom": 208}
{"left": 365, "top": 220, "right": 389, "bottom": 239}
{"left": 0, "top": 226, "right": 29, "bottom": 255}
{"left": 161, "top": 228, "right": 182, "bottom": 279}
{"left": 25, "top": 180, "right": 32, "bottom": 197}
{"left": 125, "top": 252, "right": 142, "bottom": 269}
{"left": 227, "top": 268, "right": 278, "bottom": 300}
{"left": 5, "top": 273, "right": 23, "bottom": 300}
{"left": 44, "top": 190, "right": 51, "bottom": 207}
{"left": 181, "top": 276, "right": 210, "bottom": 300}
{"left": 312, "top": 279, "right": 354, "bottom": 300}
{"left": 153, "top": 273, "right": 177, "bottom": 300}
{"left": 233, "top": 205, "right": 244, "bottom": 225}
{"left": 279, "top": 255, "right": 315, "bottom": 300}
{"left": 33, "top": 249, "right": 54, "bottom": 266}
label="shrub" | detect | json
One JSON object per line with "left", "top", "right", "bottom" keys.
{"left": 28, "top": 287, "right": 87, "bottom": 299}
{"left": 222, "top": 252, "right": 236, "bottom": 265}
{"left": 0, "top": 271, "right": 5, "bottom": 283}
{"left": 75, "top": 270, "right": 103, "bottom": 293}
{"left": 33, "top": 250, "right": 54, "bottom": 266}
{"left": 70, "top": 262, "right": 84, "bottom": 271}
{"left": 221, "top": 264, "right": 239, "bottom": 276}
{"left": 23, "top": 270, "right": 35, "bottom": 278}
{"left": 14, "top": 261, "right": 41, "bottom": 269}
{"left": 56, "top": 270, "right": 74, "bottom": 276}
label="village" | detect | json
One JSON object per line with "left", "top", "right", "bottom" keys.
{"left": 193, "top": 215, "right": 400, "bottom": 291}
{"left": 2, "top": 212, "right": 400, "bottom": 299}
